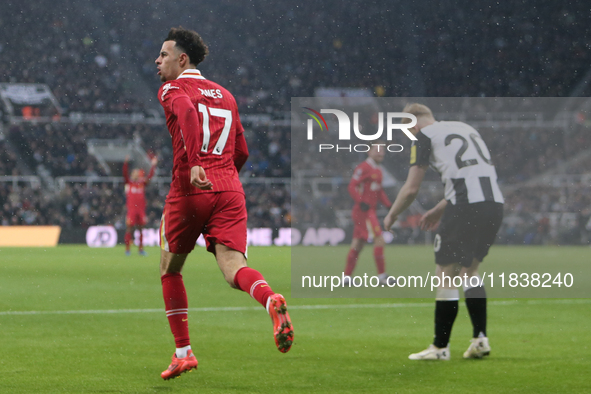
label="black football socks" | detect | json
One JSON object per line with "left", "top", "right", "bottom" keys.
{"left": 433, "top": 300, "right": 458, "bottom": 348}
{"left": 465, "top": 285, "right": 487, "bottom": 338}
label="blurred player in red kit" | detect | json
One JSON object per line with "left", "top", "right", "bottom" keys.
{"left": 123, "top": 155, "right": 158, "bottom": 256}
{"left": 343, "top": 144, "right": 394, "bottom": 286}
{"left": 154, "top": 27, "right": 293, "bottom": 380}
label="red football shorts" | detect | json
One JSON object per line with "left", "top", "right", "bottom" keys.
{"left": 126, "top": 210, "right": 147, "bottom": 227}
{"left": 160, "top": 191, "right": 247, "bottom": 255}
{"left": 351, "top": 207, "right": 382, "bottom": 241}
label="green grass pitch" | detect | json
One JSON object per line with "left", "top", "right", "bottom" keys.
{"left": 0, "top": 245, "right": 589, "bottom": 393}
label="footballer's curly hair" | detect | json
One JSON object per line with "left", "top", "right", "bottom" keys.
{"left": 166, "top": 27, "right": 209, "bottom": 66}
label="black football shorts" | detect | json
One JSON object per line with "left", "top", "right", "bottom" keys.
{"left": 434, "top": 201, "right": 504, "bottom": 267}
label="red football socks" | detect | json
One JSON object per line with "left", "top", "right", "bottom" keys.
{"left": 344, "top": 249, "right": 359, "bottom": 276}
{"left": 374, "top": 246, "right": 385, "bottom": 275}
{"left": 161, "top": 273, "right": 190, "bottom": 348}
{"left": 139, "top": 230, "right": 144, "bottom": 251}
{"left": 124, "top": 232, "right": 131, "bottom": 251}
{"left": 233, "top": 267, "right": 274, "bottom": 308}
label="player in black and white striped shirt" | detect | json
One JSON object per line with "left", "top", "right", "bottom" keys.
{"left": 384, "top": 103, "right": 504, "bottom": 360}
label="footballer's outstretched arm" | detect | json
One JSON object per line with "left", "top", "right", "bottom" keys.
{"left": 383, "top": 165, "right": 428, "bottom": 230}
{"left": 145, "top": 156, "right": 158, "bottom": 185}
{"left": 122, "top": 157, "right": 130, "bottom": 183}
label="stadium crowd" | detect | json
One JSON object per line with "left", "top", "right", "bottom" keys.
{"left": 7, "top": 123, "right": 167, "bottom": 178}
{"left": 5, "top": 121, "right": 289, "bottom": 178}
{"left": 0, "top": 140, "right": 19, "bottom": 176}
{"left": 2, "top": 121, "right": 589, "bottom": 241}
{"left": 2, "top": 0, "right": 590, "bottom": 113}
{"left": 292, "top": 122, "right": 591, "bottom": 185}
{"left": 413, "top": 0, "right": 591, "bottom": 97}
{"left": 0, "top": 179, "right": 291, "bottom": 230}
{"left": 502, "top": 184, "right": 591, "bottom": 245}
{"left": 0, "top": 0, "right": 146, "bottom": 114}
{"left": 1, "top": 0, "right": 591, "bottom": 243}
{"left": 8, "top": 123, "right": 109, "bottom": 178}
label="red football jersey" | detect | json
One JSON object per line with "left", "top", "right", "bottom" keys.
{"left": 348, "top": 158, "right": 391, "bottom": 209}
{"left": 123, "top": 161, "right": 155, "bottom": 212}
{"left": 157, "top": 69, "right": 248, "bottom": 198}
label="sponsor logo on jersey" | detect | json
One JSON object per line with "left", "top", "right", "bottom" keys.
{"left": 130, "top": 186, "right": 144, "bottom": 194}
{"left": 161, "top": 83, "right": 180, "bottom": 100}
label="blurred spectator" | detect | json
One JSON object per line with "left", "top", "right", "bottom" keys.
{"left": 2, "top": 0, "right": 591, "bottom": 247}
{"left": 0, "top": 141, "right": 19, "bottom": 176}
{"left": 0, "top": 1, "right": 146, "bottom": 114}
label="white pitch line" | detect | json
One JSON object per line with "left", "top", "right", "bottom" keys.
{"left": 0, "top": 299, "right": 589, "bottom": 316}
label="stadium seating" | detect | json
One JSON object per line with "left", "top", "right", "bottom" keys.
{"left": 0, "top": 1, "right": 146, "bottom": 114}
{"left": 0, "top": 140, "right": 19, "bottom": 176}
{"left": 1, "top": 0, "right": 591, "bottom": 240}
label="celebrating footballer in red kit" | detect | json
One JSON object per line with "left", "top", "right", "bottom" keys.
{"left": 155, "top": 27, "right": 293, "bottom": 380}
{"left": 123, "top": 155, "right": 158, "bottom": 256}
{"left": 343, "top": 144, "right": 394, "bottom": 287}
